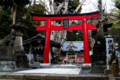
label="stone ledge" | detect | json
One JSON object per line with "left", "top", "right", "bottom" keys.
{"left": 46, "top": 74, "right": 69, "bottom": 80}
{"left": 104, "top": 69, "right": 111, "bottom": 75}
{"left": 24, "top": 74, "right": 47, "bottom": 80}
{"left": 115, "top": 77, "right": 120, "bottom": 80}
{"left": 0, "top": 73, "right": 109, "bottom": 80}
{"left": 0, "top": 73, "right": 7, "bottom": 79}
{"left": 70, "top": 75, "right": 108, "bottom": 80}
{"left": 107, "top": 74, "right": 115, "bottom": 80}
{"left": 6, "top": 74, "right": 25, "bottom": 79}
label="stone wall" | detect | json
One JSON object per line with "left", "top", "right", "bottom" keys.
{"left": 0, "top": 73, "right": 108, "bottom": 80}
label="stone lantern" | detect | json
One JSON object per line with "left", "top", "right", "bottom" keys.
{"left": 12, "top": 24, "right": 24, "bottom": 54}
{"left": 11, "top": 23, "right": 29, "bottom": 69}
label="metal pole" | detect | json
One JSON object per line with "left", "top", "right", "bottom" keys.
{"left": 43, "top": 19, "right": 51, "bottom": 63}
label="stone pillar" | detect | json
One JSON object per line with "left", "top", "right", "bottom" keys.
{"left": 75, "top": 53, "right": 77, "bottom": 63}
{"left": 14, "top": 31, "right": 23, "bottom": 54}
{"left": 118, "top": 51, "right": 120, "bottom": 57}
{"left": 49, "top": 46, "right": 51, "bottom": 63}
{"left": 66, "top": 53, "right": 68, "bottom": 60}
{"left": 29, "top": 44, "right": 32, "bottom": 63}
{"left": 14, "top": 31, "right": 23, "bottom": 47}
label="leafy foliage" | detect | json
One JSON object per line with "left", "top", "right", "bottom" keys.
{"left": 0, "top": 0, "right": 31, "bottom": 8}
{"left": 0, "top": 0, "right": 31, "bottom": 39}
{"left": 0, "top": 0, "right": 46, "bottom": 40}
{"left": 115, "top": 0, "right": 120, "bottom": 9}
{"left": 66, "top": 21, "right": 83, "bottom": 41}
{"left": 0, "top": 6, "right": 12, "bottom": 39}
{"left": 67, "top": 30, "right": 83, "bottom": 41}
{"left": 22, "top": 3, "right": 46, "bottom": 40}
{"left": 109, "top": 5, "right": 120, "bottom": 45}
{"left": 109, "top": 23, "right": 120, "bottom": 44}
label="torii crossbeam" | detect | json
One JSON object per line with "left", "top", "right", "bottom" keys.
{"left": 31, "top": 11, "right": 99, "bottom": 64}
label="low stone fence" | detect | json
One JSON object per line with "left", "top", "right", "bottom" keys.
{"left": 0, "top": 73, "right": 108, "bottom": 80}
{"left": 116, "top": 77, "right": 120, "bottom": 80}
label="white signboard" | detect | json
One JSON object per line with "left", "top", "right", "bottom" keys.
{"left": 106, "top": 35, "right": 113, "bottom": 69}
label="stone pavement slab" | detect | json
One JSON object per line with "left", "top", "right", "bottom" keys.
{"left": 14, "top": 68, "right": 81, "bottom": 75}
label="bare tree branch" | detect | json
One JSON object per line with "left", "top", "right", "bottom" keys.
{"left": 73, "top": 0, "right": 85, "bottom": 14}
{"left": 69, "top": 0, "right": 86, "bottom": 24}
{"left": 36, "top": 0, "right": 51, "bottom": 14}
{"left": 50, "top": 0, "right": 54, "bottom": 14}
{"left": 54, "top": 1, "right": 65, "bottom": 14}
{"left": 108, "top": 16, "right": 117, "bottom": 21}
{"left": 63, "top": 0, "right": 69, "bottom": 14}
{"left": 109, "top": 13, "right": 120, "bottom": 18}
{"left": 53, "top": 2, "right": 56, "bottom": 11}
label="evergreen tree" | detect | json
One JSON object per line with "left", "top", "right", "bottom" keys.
{"left": 109, "top": 0, "right": 120, "bottom": 45}
{"left": 0, "top": 0, "right": 31, "bottom": 39}
{"left": 0, "top": 6, "right": 12, "bottom": 39}
{"left": 0, "top": 0, "right": 31, "bottom": 24}
{"left": 67, "top": 30, "right": 83, "bottom": 41}
{"left": 115, "top": 0, "right": 120, "bottom": 9}
{"left": 22, "top": 3, "right": 46, "bottom": 40}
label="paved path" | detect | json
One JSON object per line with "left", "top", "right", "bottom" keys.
{"left": 14, "top": 68, "right": 81, "bottom": 75}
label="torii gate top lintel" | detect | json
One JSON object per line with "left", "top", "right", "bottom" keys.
{"left": 31, "top": 11, "right": 99, "bottom": 64}
{"left": 31, "top": 11, "right": 99, "bottom": 21}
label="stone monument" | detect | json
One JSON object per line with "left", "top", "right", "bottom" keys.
{"left": 90, "top": 29, "right": 106, "bottom": 73}
{"left": 0, "top": 30, "right": 17, "bottom": 71}
{"left": 12, "top": 24, "right": 29, "bottom": 68}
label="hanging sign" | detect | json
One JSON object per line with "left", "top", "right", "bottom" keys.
{"left": 63, "top": 18, "right": 69, "bottom": 28}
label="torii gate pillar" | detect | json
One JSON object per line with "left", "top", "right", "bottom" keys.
{"left": 43, "top": 19, "right": 51, "bottom": 63}
{"left": 83, "top": 18, "right": 90, "bottom": 63}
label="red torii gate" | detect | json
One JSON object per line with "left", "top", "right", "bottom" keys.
{"left": 31, "top": 11, "right": 99, "bottom": 64}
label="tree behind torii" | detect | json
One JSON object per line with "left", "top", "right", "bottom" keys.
{"left": 38, "top": 0, "right": 85, "bottom": 54}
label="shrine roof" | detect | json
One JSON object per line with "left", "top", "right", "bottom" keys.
{"left": 61, "top": 41, "right": 84, "bottom": 52}
{"left": 23, "top": 33, "right": 61, "bottom": 48}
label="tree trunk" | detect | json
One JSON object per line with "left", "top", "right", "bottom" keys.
{"left": 88, "top": 30, "right": 95, "bottom": 51}
{"left": 12, "top": 7, "right": 17, "bottom": 25}
{"left": 98, "top": 0, "right": 103, "bottom": 35}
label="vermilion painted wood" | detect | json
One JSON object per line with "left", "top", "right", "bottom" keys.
{"left": 43, "top": 19, "right": 51, "bottom": 63}
{"left": 82, "top": 18, "right": 90, "bottom": 63}
{"left": 36, "top": 24, "right": 98, "bottom": 31}
{"left": 31, "top": 12, "right": 99, "bottom": 64}
{"left": 31, "top": 13, "right": 99, "bottom": 21}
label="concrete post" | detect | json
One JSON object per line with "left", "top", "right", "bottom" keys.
{"left": 49, "top": 46, "right": 51, "bottom": 63}
{"left": 75, "top": 53, "right": 77, "bottom": 63}
{"left": 29, "top": 44, "right": 32, "bottom": 63}
{"left": 66, "top": 53, "right": 68, "bottom": 60}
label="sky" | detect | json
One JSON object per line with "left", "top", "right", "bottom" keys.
{"left": 80, "top": 0, "right": 116, "bottom": 13}
{"left": 35, "top": 0, "right": 117, "bottom": 13}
